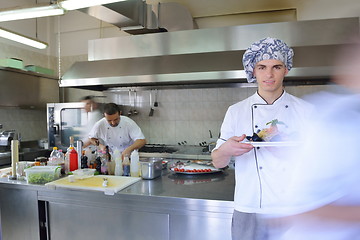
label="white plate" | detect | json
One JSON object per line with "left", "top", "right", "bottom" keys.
{"left": 245, "top": 141, "right": 301, "bottom": 147}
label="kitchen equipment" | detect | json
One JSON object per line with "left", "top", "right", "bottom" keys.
{"left": 45, "top": 175, "right": 141, "bottom": 195}
{"left": 140, "top": 157, "right": 163, "bottom": 180}
{"left": 139, "top": 144, "right": 178, "bottom": 153}
{"left": 153, "top": 89, "right": 158, "bottom": 107}
{"left": 47, "top": 102, "right": 87, "bottom": 150}
{"left": 132, "top": 90, "right": 138, "bottom": 115}
{"left": 149, "top": 90, "right": 154, "bottom": 116}
{"left": 127, "top": 90, "right": 133, "bottom": 116}
{"left": 0, "top": 130, "right": 17, "bottom": 146}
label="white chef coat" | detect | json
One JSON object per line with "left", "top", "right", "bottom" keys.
{"left": 82, "top": 109, "right": 103, "bottom": 142}
{"left": 88, "top": 115, "right": 145, "bottom": 153}
{"left": 214, "top": 90, "right": 314, "bottom": 214}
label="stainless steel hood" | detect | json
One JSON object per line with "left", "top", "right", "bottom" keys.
{"left": 60, "top": 17, "right": 360, "bottom": 91}
{"left": 78, "top": 0, "right": 194, "bottom": 34}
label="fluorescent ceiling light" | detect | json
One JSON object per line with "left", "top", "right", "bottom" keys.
{"left": 60, "top": 0, "right": 124, "bottom": 11}
{"left": 0, "top": 28, "right": 48, "bottom": 49}
{"left": 0, "top": 4, "right": 65, "bottom": 22}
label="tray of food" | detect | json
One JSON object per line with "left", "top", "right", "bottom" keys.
{"left": 170, "top": 162, "right": 222, "bottom": 175}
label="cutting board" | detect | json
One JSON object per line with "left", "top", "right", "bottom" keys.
{"left": 45, "top": 175, "right": 141, "bottom": 195}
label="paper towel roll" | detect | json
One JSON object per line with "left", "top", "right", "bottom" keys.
{"left": 11, "top": 140, "right": 19, "bottom": 179}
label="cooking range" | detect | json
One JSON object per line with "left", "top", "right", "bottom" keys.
{"left": 139, "top": 144, "right": 178, "bottom": 154}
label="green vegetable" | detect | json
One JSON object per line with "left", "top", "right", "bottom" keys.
{"left": 266, "top": 119, "right": 287, "bottom": 127}
{"left": 27, "top": 167, "right": 61, "bottom": 184}
{"left": 27, "top": 172, "right": 56, "bottom": 184}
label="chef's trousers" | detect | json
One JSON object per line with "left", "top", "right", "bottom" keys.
{"left": 232, "top": 210, "right": 268, "bottom": 240}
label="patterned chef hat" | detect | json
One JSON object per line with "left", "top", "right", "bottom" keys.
{"left": 242, "top": 37, "right": 294, "bottom": 83}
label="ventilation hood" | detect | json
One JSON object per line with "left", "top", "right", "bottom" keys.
{"left": 60, "top": 17, "right": 359, "bottom": 91}
{"left": 78, "top": 0, "right": 194, "bottom": 34}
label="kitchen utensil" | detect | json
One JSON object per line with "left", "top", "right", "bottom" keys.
{"left": 154, "top": 89, "right": 158, "bottom": 107}
{"left": 149, "top": 90, "right": 154, "bottom": 116}
{"left": 140, "top": 157, "right": 163, "bottom": 179}
{"left": 133, "top": 90, "right": 138, "bottom": 115}
{"left": 46, "top": 175, "right": 141, "bottom": 195}
{"left": 127, "top": 90, "right": 133, "bottom": 116}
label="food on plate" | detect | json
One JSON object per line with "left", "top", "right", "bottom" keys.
{"left": 170, "top": 161, "right": 221, "bottom": 174}
{"left": 246, "top": 119, "right": 288, "bottom": 142}
{"left": 173, "top": 168, "right": 213, "bottom": 173}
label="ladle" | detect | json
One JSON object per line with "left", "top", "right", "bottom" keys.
{"left": 127, "top": 90, "right": 133, "bottom": 116}
{"left": 149, "top": 90, "right": 154, "bottom": 116}
{"left": 133, "top": 90, "right": 138, "bottom": 115}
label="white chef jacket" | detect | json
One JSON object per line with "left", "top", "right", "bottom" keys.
{"left": 81, "top": 109, "right": 103, "bottom": 142}
{"left": 88, "top": 115, "right": 145, "bottom": 153}
{"left": 214, "top": 90, "right": 314, "bottom": 214}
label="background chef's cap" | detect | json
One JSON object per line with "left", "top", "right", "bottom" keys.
{"left": 242, "top": 37, "right": 294, "bottom": 83}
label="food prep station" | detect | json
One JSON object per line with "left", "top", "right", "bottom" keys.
{"left": 0, "top": 156, "right": 234, "bottom": 240}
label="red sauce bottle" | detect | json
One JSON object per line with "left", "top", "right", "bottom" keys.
{"left": 69, "top": 147, "right": 78, "bottom": 171}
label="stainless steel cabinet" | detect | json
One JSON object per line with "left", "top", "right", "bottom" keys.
{"left": 0, "top": 186, "right": 40, "bottom": 240}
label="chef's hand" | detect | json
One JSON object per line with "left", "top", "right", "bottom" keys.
{"left": 89, "top": 138, "right": 106, "bottom": 151}
{"left": 212, "top": 134, "right": 253, "bottom": 168}
{"left": 121, "top": 148, "right": 132, "bottom": 160}
{"left": 220, "top": 135, "right": 254, "bottom": 156}
{"left": 89, "top": 138, "right": 99, "bottom": 146}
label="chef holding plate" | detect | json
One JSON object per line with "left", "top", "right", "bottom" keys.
{"left": 211, "top": 37, "right": 314, "bottom": 240}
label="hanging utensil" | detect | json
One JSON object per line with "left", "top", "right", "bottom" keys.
{"left": 133, "top": 90, "right": 138, "bottom": 115}
{"left": 127, "top": 90, "right": 133, "bottom": 117}
{"left": 154, "top": 89, "right": 159, "bottom": 107}
{"left": 149, "top": 90, "right": 154, "bottom": 117}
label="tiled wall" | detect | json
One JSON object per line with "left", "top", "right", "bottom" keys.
{"left": 104, "top": 85, "right": 326, "bottom": 145}
{"left": 0, "top": 108, "right": 47, "bottom": 141}
{"left": 0, "top": 85, "right": 326, "bottom": 144}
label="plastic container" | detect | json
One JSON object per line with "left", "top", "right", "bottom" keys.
{"left": 24, "top": 166, "right": 61, "bottom": 184}
{"left": 123, "top": 154, "right": 130, "bottom": 176}
{"left": 72, "top": 169, "right": 95, "bottom": 179}
{"left": 25, "top": 65, "right": 54, "bottom": 76}
{"left": 0, "top": 58, "right": 23, "bottom": 69}
{"left": 130, "top": 150, "right": 139, "bottom": 177}
{"left": 113, "top": 148, "right": 123, "bottom": 176}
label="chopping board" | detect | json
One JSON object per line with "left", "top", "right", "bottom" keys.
{"left": 45, "top": 175, "right": 141, "bottom": 195}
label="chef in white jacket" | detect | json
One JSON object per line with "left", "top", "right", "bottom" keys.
{"left": 84, "top": 103, "right": 146, "bottom": 159}
{"left": 211, "top": 37, "right": 314, "bottom": 240}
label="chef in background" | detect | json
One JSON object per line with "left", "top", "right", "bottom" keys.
{"left": 81, "top": 96, "right": 104, "bottom": 149}
{"left": 84, "top": 103, "right": 146, "bottom": 159}
{"left": 264, "top": 36, "right": 360, "bottom": 240}
{"left": 82, "top": 95, "right": 103, "bottom": 132}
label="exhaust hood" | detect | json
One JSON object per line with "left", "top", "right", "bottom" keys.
{"left": 78, "top": 0, "right": 194, "bottom": 34}
{"left": 60, "top": 17, "right": 359, "bottom": 91}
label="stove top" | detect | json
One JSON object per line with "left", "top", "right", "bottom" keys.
{"left": 139, "top": 144, "right": 178, "bottom": 153}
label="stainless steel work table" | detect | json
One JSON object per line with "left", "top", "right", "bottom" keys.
{"left": 0, "top": 168, "right": 235, "bottom": 240}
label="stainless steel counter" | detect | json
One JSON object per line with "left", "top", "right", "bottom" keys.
{"left": 0, "top": 167, "right": 235, "bottom": 240}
